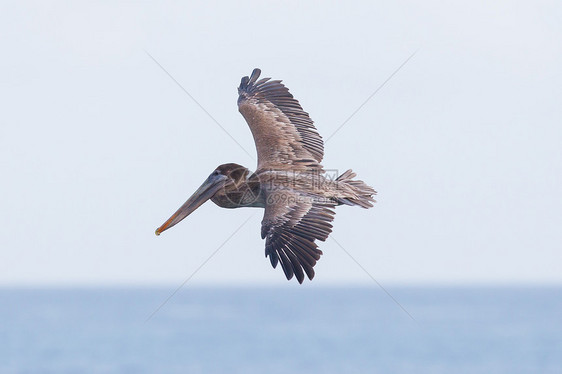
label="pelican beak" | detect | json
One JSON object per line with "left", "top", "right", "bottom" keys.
{"left": 155, "top": 173, "right": 227, "bottom": 236}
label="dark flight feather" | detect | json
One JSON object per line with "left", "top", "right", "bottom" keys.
{"left": 238, "top": 68, "right": 324, "bottom": 171}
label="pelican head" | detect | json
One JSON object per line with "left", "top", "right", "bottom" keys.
{"left": 155, "top": 163, "right": 249, "bottom": 236}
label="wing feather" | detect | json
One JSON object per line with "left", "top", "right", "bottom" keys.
{"left": 238, "top": 68, "right": 324, "bottom": 171}
{"left": 261, "top": 190, "right": 335, "bottom": 283}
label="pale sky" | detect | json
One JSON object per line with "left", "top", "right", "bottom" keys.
{"left": 1, "top": 1, "right": 561, "bottom": 286}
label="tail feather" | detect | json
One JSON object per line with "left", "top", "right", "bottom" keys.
{"left": 335, "top": 169, "right": 377, "bottom": 208}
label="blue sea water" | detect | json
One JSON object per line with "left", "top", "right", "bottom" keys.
{"left": 1, "top": 286, "right": 561, "bottom": 373}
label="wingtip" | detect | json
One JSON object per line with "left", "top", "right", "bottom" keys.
{"left": 238, "top": 68, "right": 261, "bottom": 91}
{"left": 249, "top": 68, "right": 261, "bottom": 84}
{"left": 239, "top": 76, "right": 249, "bottom": 90}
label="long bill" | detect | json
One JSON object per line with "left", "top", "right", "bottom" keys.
{"left": 155, "top": 174, "right": 227, "bottom": 236}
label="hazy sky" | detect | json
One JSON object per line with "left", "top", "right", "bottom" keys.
{"left": 1, "top": 1, "right": 560, "bottom": 286}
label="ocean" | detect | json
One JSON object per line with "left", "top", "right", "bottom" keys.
{"left": 1, "top": 286, "right": 561, "bottom": 373}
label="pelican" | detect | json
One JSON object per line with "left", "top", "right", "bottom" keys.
{"left": 156, "top": 68, "right": 376, "bottom": 283}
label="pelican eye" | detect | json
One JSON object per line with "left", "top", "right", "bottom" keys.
{"left": 213, "top": 170, "right": 220, "bottom": 176}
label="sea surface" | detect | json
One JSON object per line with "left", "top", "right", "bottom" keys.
{"left": 1, "top": 286, "right": 561, "bottom": 373}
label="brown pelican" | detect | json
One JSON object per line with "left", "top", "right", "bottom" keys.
{"left": 156, "top": 68, "right": 376, "bottom": 283}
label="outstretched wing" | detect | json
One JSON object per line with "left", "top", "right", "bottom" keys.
{"left": 261, "top": 190, "right": 336, "bottom": 283}
{"left": 238, "top": 68, "right": 324, "bottom": 171}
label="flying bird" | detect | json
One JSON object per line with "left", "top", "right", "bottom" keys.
{"left": 155, "top": 68, "right": 376, "bottom": 283}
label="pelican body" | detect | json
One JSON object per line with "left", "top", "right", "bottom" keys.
{"left": 156, "top": 69, "right": 376, "bottom": 283}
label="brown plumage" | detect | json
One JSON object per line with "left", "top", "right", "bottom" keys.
{"left": 156, "top": 68, "right": 376, "bottom": 283}
{"left": 238, "top": 69, "right": 323, "bottom": 170}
